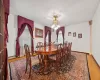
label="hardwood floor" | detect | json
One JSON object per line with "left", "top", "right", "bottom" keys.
{"left": 8, "top": 56, "right": 26, "bottom": 62}
{"left": 8, "top": 53, "right": 100, "bottom": 80}
{"left": 87, "top": 54, "right": 100, "bottom": 80}
{"left": 8, "top": 53, "right": 37, "bottom": 62}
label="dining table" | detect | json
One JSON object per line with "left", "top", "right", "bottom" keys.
{"left": 35, "top": 45, "right": 57, "bottom": 74}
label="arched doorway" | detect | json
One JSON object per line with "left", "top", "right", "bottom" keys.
{"left": 46, "top": 31, "right": 51, "bottom": 46}
{"left": 56, "top": 27, "right": 65, "bottom": 44}
{"left": 16, "top": 23, "right": 34, "bottom": 57}
{"left": 16, "top": 16, "right": 34, "bottom": 57}
{"left": 19, "top": 25, "right": 31, "bottom": 56}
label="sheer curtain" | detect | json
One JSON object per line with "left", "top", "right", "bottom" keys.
{"left": 19, "top": 25, "right": 31, "bottom": 56}
{"left": 58, "top": 31, "right": 63, "bottom": 44}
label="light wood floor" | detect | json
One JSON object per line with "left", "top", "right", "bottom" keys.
{"left": 87, "top": 54, "right": 100, "bottom": 80}
{"left": 8, "top": 53, "right": 37, "bottom": 62}
{"left": 8, "top": 53, "right": 100, "bottom": 80}
{"left": 8, "top": 56, "right": 25, "bottom": 62}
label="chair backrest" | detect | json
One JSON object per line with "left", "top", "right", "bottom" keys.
{"left": 36, "top": 42, "right": 44, "bottom": 50}
{"left": 24, "top": 44, "right": 28, "bottom": 54}
{"left": 26, "top": 45, "right": 31, "bottom": 59}
{"left": 56, "top": 44, "right": 63, "bottom": 61}
{"left": 24, "top": 44, "right": 31, "bottom": 64}
{"left": 62, "top": 42, "right": 67, "bottom": 56}
{"left": 36, "top": 42, "right": 44, "bottom": 66}
{"left": 67, "top": 42, "right": 72, "bottom": 55}
{"left": 37, "top": 42, "right": 43, "bottom": 46}
{"left": 68, "top": 42, "right": 72, "bottom": 49}
{"left": 64, "top": 41, "right": 68, "bottom": 48}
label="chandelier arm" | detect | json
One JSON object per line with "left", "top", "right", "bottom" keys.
{"left": 51, "top": 15, "right": 60, "bottom": 30}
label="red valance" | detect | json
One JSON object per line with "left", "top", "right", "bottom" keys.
{"left": 18, "top": 16, "right": 34, "bottom": 29}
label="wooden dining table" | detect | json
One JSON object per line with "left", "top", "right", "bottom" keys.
{"left": 35, "top": 46, "right": 57, "bottom": 74}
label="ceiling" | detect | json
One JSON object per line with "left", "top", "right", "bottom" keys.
{"left": 10, "top": 0, "right": 100, "bottom": 27}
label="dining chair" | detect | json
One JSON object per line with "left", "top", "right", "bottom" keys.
{"left": 24, "top": 44, "right": 32, "bottom": 78}
{"left": 63, "top": 42, "right": 68, "bottom": 61}
{"left": 67, "top": 42, "right": 72, "bottom": 57}
{"left": 59, "top": 44, "right": 64, "bottom": 62}
{"left": 50, "top": 44, "right": 63, "bottom": 73}
{"left": 36, "top": 42, "right": 44, "bottom": 49}
{"left": 24, "top": 44, "right": 28, "bottom": 53}
{"left": 36, "top": 42, "right": 44, "bottom": 67}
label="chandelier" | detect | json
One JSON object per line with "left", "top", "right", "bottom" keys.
{"left": 51, "top": 15, "right": 60, "bottom": 30}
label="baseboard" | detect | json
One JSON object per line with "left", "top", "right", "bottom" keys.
{"left": 8, "top": 55, "right": 23, "bottom": 60}
{"left": 72, "top": 51, "right": 90, "bottom": 55}
{"left": 91, "top": 55, "right": 100, "bottom": 68}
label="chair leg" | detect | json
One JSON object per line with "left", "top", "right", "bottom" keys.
{"left": 29, "top": 63, "right": 32, "bottom": 79}
{"left": 56, "top": 62, "right": 60, "bottom": 73}
{"left": 25, "top": 62, "right": 28, "bottom": 73}
{"left": 56, "top": 63, "right": 58, "bottom": 73}
{"left": 29, "top": 69, "right": 31, "bottom": 79}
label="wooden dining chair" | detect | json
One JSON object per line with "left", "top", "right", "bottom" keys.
{"left": 24, "top": 44, "right": 32, "bottom": 78}
{"left": 36, "top": 42, "right": 44, "bottom": 48}
{"left": 59, "top": 44, "right": 64, "bottom": 62}
{"left": 63, "top": 42, "right": 68, "bottom": 61}
{"left": 67, "top": 42, "right": 72, "bottom": 57}
{"left": 36, "top": 42, "right": 44, "bottom": 67}
{"left": 50, "top": 44, "right": 63, "bottom": 73}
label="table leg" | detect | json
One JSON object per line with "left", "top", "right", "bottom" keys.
{"left": 43, "top": 55, "right": 50, "bottom": 74}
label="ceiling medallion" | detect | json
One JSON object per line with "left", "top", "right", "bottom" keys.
{"left": 47, "top": 10, "right": 63, "bottom": 20}
{"left": 47, "top": 10, "right": 63, "bottom": 31}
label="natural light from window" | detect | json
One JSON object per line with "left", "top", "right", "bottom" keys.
{"left": 58, "top": 31, "right": 63, "bottom": 44}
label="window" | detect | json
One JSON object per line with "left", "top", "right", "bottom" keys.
{"left": 58, "top": 31, "right": 63, "bottom": 44}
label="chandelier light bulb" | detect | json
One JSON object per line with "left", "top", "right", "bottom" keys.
{"left": 54, "top": 26, "right": 58, "bottom": 30}
{"left": 51, "top": 24, "right": 55, "bottom": 28}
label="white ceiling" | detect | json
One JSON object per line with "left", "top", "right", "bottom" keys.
{"left": 10, "top": 0, "right": 100, "bottom": 27}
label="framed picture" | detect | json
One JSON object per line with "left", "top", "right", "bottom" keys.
{"left": 73, "top": 32, "right": 76, "bottom": 37}
{"left": 68, "top": 32, "right": 71, "bottom": 36}
{"left": 35, "top": 28, "right": 43, "bottom": 38}
{"left": 78, "top": 33, "right": 82, "bottom": 38}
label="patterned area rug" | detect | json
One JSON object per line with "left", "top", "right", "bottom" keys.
{"left": 9, "top": 52, "right": 90, "bottom": 80}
